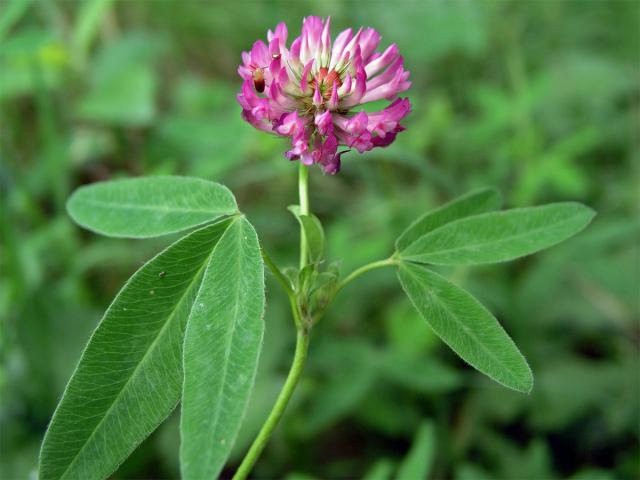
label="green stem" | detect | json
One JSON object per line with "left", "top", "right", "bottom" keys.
{"left": 262, "top": 248, "right": 302, "bottom": 330}
{"left": 298, "top": 163, "right": 310, "bottom": 269}
{"left": 261, "top": 249, "right": 294, "bottom": 297}
{"left": 232, "top": 167, "right": 314, "bottom": 479}
{"left": 336, "top": 257, "right": 397, "bottom": 293}
{"left": 232, "top": 330, "right": 310, "bottom": 480}
{"left": 233, "top": 171, "right": 396, "bottom": 479}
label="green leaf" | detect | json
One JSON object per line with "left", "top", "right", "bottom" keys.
{"left": 0, "top": 0, "right": 33, "bottom": 44}
{"left": 67, "top": 176, "right": 238, "bottom": 238}
{"left": 311, "top": 271, "right": 339, "bottom": 295}
{"left": 298, "top": 263, "right": 317, "bottom": 294}
{"left": 72, "top": 0, "right": 114, "bottom": 64}
{"left": 39, "top": 219, "right": 233, "bottom": 480}
{"left": 363, "top": 459, "right": 395, "bottom": 480}
{"left": 397, "top": 262, "right": 533, "bottom": 392}
{"left": 180, "top": 217, "right": 265, "bottom": 479}
{"left": 396, "top": 187, "right": 502, "bottom": 251}
{"left": 396, "top": 420, "right": 436, "bottom": 480}
{"left": 288, "top": 205, "right": 325, "bottom": 263}
{"left": 400, "top": 203, "right": 595, "bottom": 265}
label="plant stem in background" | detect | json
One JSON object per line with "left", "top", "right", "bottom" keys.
{"left": 298, "top": 163, "right": 310, "bottom": 269}
{"left": 232, "top": 330, "right": 310, "bottom": 480}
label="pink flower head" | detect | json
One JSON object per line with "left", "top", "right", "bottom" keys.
{"left": 237, "top": 17, "right": 411, "bottom": 174}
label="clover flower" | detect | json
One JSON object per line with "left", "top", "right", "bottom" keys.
{"left": 237, "top": 16, "right": 411, "bottom": 174}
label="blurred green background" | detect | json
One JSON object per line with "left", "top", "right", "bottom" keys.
{"left": 1, "top": 1, "right": 638, "bottom": 479}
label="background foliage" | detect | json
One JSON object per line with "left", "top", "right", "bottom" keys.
{"left": 1, "top": 0, "right": 638, "bottom": 478}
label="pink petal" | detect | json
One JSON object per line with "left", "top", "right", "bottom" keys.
{"left": 360, "top": 68, "right": 410, "bottom": 103}
{"left": 342, "top": 27, "right": 363, "bottom": 58}
{"left": 312, "top": 84, "right": 323, "bottom": 107}
{"left": 315, "top": 110, "right": 334, "bottom": 136}
{"left": 269, "top": 22, "right": 288, "bottom": 48}
{"left": 322, "top": 149, "right": 347, "bottom": 174}
{"left": 320, "top": 16, "right": 332, "bottom": 62}
{"left": 300, "top": 59, "right": 314, "bottom": 94}
{"left": 367, "top": 98, "right": 411, "bottom": 136}
{"left": 329, "top": 28, "right": 353, "bottom": 69}
{"left": 365, "top": 55, "right": 404, "bottom": 91}
{"left": 289, "top": 37, "right": 302, "bottom": 65}
{"left": 250, "top": 40, "right": 269, "bottom": 68}
{"left": 341, "top": 66, "right": 367, "bottom": 107}
{"left": 358, "top": 28, "right": 381, "bottom": 62}
{"left": 364, "top": 43, "right": 398, "bottom": 77}
{"left": 338, "top": 73, "right": 352, "bottom": 97}
{"left": 328, "top": 82, "right": 339, "bottom": 110}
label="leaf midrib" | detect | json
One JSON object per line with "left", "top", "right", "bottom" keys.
{"left": 59, "top": 239, "right": 219, "bottom": 480}
{"left": 77, "top": 197, "right": 234, "bottom": 215}
{"left": 402, "top": 211, "right": 580, "bottom": 260}
{"left": 401, "top": 265, "right": 528, "bottom": 390}
{"left": 198, "top": 219, "right": 246, "bottom": 471}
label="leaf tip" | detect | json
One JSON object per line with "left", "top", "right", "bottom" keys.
{"left": 522, "top": 371, "right": 534, "bottom": 394}
{"left": 65, "top": 187, "right": 82, "bottom": 221}
{"left": 585, "top": 205, "right": 597, "bottom": 220}
{"left": 571, "top": 202, "right": 598, "bottom": 232}
{"left": 511, "top": 364, "right": 534, "bottom": 394}
{"left": 483, "top": 185, "right": 502, "bottom": 199}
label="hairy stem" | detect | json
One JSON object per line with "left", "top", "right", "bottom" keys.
{"left": 262, "top": 248, "right": 302, "bottom": 330}
{"left": 336, "top": 257, "right": 397, "bottom": 293}
{"left": 261, "top": 249, "right": 294, "bottom": 297}
{"left": 232, "top": 330, "right": 310, "bottom": 480}
{"left": 298, "top": 163, "right": 310, "bottom": 269}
